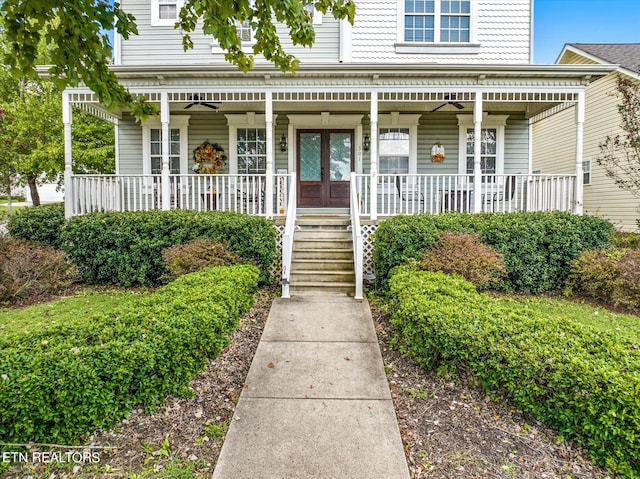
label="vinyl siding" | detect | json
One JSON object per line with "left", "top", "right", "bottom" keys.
{"left": 350, "top": 0, "right": 532, "bottom": 64}
{"left": 119, "top": 0, "right": 531, "bottom": 66}
{"left": 119, "top": 0, "right": 340, "bottom": 65}
{"left": 534, "top": 71, "right": 640, "bottom": 231}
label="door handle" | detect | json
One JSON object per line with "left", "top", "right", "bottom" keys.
{"left": 321, "top": 168, "right": 325, "bottom": 181}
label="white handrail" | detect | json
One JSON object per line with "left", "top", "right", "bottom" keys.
{"left": 281, "top": 173, "right": 297, "bottom": 299}
{"left": 350, "top": 173, "right": 364, "bottom": 300}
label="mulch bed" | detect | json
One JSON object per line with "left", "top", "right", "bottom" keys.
{"left": 3, "top": 289, "right": 615, "bottom": 478}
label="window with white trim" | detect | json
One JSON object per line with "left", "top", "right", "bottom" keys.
{"left": 379, "top": 128, "right": 410, "bottom": 174}
{"left": 237, "top": 128, "right": 267, "bottom": 174}
{"left": 583, "top": 159, "right": 591, "bottom": 185}
{"left": 457, "top": 114, "right": 508, "bottom": 183}
{"left": 402, "top": 0, "right": 470, "bottom": 43}
{"left": 151, "top": 0, "right": 183, "bottom": 26}
{"left": 142, "top": 117, "right": 190, "bottom": 175}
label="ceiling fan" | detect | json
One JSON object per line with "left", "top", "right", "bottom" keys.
{"left": 184, "top": 94, "right": 220, "bottom": 110}
{"left": 430, "top": 94, "right": 464, "bottom": 113}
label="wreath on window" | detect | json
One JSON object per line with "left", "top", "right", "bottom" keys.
{"left": 192, "top": 140, "right": 227, "bottom": 174}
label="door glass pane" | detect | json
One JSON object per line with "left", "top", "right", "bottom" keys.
{"left": 299, "top": 133, "right": 321, "bottom": 181}
{"left": 329, "top": 132, "right": 351, "bottom": 181}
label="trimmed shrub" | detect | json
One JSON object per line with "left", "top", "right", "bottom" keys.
{"left": 613, "top": 231, "right": 640, "bottom": 249}
{"left": 0, "top": 238, "right": 79, "bottom": 303}
{"left": 60, "top": 210, "right": 276, "bottom": 286}
{"left": 0, "top": 264, "right": 259, "bottom": 445}
{"left": 373, "top": 212, "right": 613, "bottom": 292}
{"left": 162, "top": 238, "right": 243, "bottom": 280}
{"left": 419, "top": 232, "right": 505, "bottom": 290}
{"left": 389, "top": 267, "right": 640, "bottom": 478}
{"left": 7, "top": 203, "right": 65, "bottom": 249}
{"left": 568, "top": 247, "right": 640, "bottom": 310}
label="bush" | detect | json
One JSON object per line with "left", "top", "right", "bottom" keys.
{"left": 373, "top": 212, "right": 613, "bottom": 293}
{"left": 7, "top": 203, "right": 65, "bottom": 249}
{"left": 0, "top": 264, "right": 259, "bottom": 445}
{"left": 0, "top": 238, "right": 79, "bottom": 303}
{"left": 60, "top": 210, "right": 276, "bottom": 287}
{"left": 162, "top": 238, "right": 243, "bottom": 280}
{"left": 567, "top": 247, "right": 640, "bottom": 310}
{"left": 612, "top": 231, "right": 640, "bottom": 249}
{"left": 419, "top": 232, "right": 505, "bottom": 290}
{"left": 388, "top": 267, "right": 640, "bottom": 478}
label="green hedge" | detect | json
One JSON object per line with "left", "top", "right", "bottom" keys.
{"left": 60, "top": 210, "right": 276, "bottom": 286}
{"left": 0, "top": 264, "right": 259, "bottom": 445}
{"left": 7, "top": 203, "right": 65, "bottom": 249}
{"left": 389, "top": 267, "right": 640, "bottom": 478}
{"left": 373, "top": 212, "right": 613, "bottom": 292}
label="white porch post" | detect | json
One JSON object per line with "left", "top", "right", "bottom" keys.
{"left": 369, "top": 93, "right": 378, "bottom": 221}
{"left": 63, "top": 92, "right": 73, "bottom": 218}
{"left": 265, "top": 91, "right": 274, "bottom": 217}
{"left": 160, "top": 92, "right": 171, "bottom": 210}
{"left": 472, "top": 93, "right": 483, "bottom": 213}
{"left": 574, "top": 90, "right": 585, "bottom": 215}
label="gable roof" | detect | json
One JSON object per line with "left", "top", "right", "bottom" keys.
{"left": 560, "top": 43, "right": 640, "bottom": 76}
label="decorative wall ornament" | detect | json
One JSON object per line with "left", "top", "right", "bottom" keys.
{"left": 431, "top": 140, "right": 446, "bottom": 162}
{"left": 192, "top": 140, "right": 226, "bottom": 174}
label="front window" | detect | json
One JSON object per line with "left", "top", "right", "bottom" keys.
{"left": 403, "top": 0, "right": 470, "bottom": 43}
{"left": 237, "top": 128, "right": 266, "bottom": 174}
{"left": 379, "top": 128, "right": 410, "bottom": 174}
{"left": 466, "top": 128, "right": 497, "bottom": 181}
{"left": 150, "top": 128, "right": 181, "bottom": 174}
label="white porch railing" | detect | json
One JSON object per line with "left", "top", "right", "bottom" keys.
{"left": 69, "top": 173, "right": 291, "bottom": 217}
{"left": 354, "top": 173, "right": 576, "bottom": 217}
{"left": 280, "top": 173, "right": 297, "bottom": 299}
{"left": 350, "top": 173, "right": 364, "bottom": 300}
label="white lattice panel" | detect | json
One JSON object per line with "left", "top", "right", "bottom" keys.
{"left": 270, "top": 224, "right": 285, "bottom": 279}
{"left": 361, "top": 225, "right": 378, "bottom": 275}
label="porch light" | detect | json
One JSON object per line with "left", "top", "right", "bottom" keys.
{"left": 279, "top": 134, "right": 288, "bottom": 152}
{"left": 363, "top": 133, "right": 370, "bottom": 152}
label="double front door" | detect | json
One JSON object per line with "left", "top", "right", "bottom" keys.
{"left": 297, "top": 129, "right": 353, "bottom": 208}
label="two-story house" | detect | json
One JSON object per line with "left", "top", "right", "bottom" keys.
{"left": 62, "top": 0, "right": 613, "bottom": 296}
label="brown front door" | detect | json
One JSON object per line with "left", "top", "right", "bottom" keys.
{"left": 297, "top": 129, "right": 353, "bottom": 207}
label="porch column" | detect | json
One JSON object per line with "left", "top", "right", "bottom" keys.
{"left": 265, "top": 91, "right": 274, "bottom": 217}
{"left": 574, "top": 90, "right": 585, "bottom": 215}
{"left": 63, "top": 92, "right": 73, "bottom": 218}
{"left": 472, "top": 93, "right": 483, "bottom": 213}
{"left": 160, "top": 92, "right": 171, "bottom": 211}
{"left": 369, "top": 93, "right": 378, "bottom": 221}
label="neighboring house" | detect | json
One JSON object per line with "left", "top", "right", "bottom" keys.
{"left": 532, "top": 43, "right": 640, "bottom": 232}
{"left": 61, "top": 1, "right": 613, "bottom": 296}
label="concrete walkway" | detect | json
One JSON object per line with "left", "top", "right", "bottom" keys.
{"left": 213, "top": 295, "right": 410, "bottom": 479}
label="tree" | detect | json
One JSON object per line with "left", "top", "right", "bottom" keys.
{"left": 598, "top": 74, "right": 640, "bottom": 200}
{"left": 0, "top": 0, "right": 356, "bottom": 118}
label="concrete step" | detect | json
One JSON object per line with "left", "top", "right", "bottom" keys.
{"left": 294, "top": 237, "right": 352, "bottom": 246}
{"left": 295, "top": 229, "right": 352, "bottom": 240}
{"left": 292, "top": 258, "right": 354, "bottom": 271}
{"left": 291, "top": 270, "right": 356, "bottom": 283}
{"left": 292, "top": 248, "right": 354, "bottom": 260}
{"left": 289, "top": 281, "right": 356, "bottom": 295}
{"left": 297, "top": 217, "right": 351, "bottom": 229}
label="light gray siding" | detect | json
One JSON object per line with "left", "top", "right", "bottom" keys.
{"left": 118, "top": 114, "right": 143, "bottom": 175}
{"left": 350, "top": 0, "right": 532, "bottom": 64}
{"left": 119, "top": 0, "right": 340, "bottom": 65}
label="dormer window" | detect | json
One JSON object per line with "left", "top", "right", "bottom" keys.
{"left": 151, "top": 0, "right": 183, "bottom": 26}
{"left": 237, "top": 20, "right": 253, "bottom": 43}
{"left": 404, "top": 0, "right": 470, "bottom": 43}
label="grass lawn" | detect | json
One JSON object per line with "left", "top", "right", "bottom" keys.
{"left": 500, "top": 294, "right": 640, "bottom": 341}
{"left": 0, "top": 200, "right": 27, "bottom": 219}
{"left": 0, "top": 289, "right": 150, "bottom": 338}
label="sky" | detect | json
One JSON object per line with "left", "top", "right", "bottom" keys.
{"left": 534, "top": 0, "right": 640, "bottom": 64}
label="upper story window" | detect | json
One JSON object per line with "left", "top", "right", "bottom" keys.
{"left": 151, "top": 0, "right": 184, "bottom": 26}
{"left": 396, "top": 0, "right": 478, "bottom": 54}
{"left": 404, "top": 0, "right": 470, "bottom": 43}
